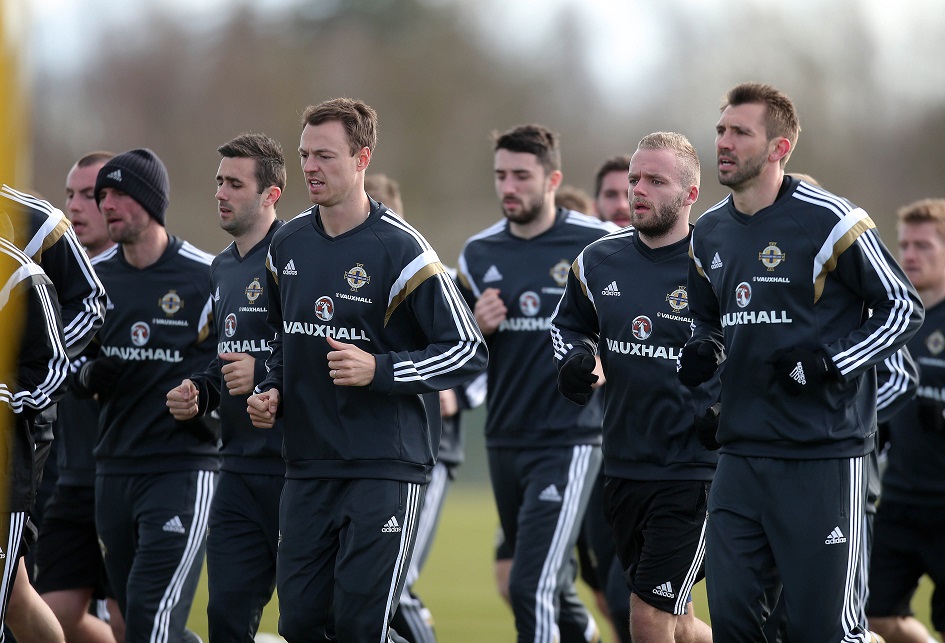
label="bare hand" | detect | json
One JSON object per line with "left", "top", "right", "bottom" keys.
{"left": 592, "top": 356, "right": 606, "bottom": 388}
{"left": 247, "top": 388, "right": 280, "bottom": 428}
{"left": 326, "top": 336, "right": 376, "bottom": 386}
{"left": 474, "top": 288, "right": 507, "bottom": 336}
{"left": 166, "top": 379, "right": 199, "bottom": 421}
{"left": 439, "top": 389, "right": 459, "bottom": 418}
{"left": 220, "top": 352, "right": 256, "bottom": 396}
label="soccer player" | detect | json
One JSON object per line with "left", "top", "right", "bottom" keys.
{"left": 365, "top": 171, "right": 488, "bottom": 643}
{"left": 457, "top": 123, "right": 615, "bottom": 643}
{"left": 246, "top": 98, "right": 486, "bottom": 643}
{"left": 0, "top": 234, "right": 69, "bottom": 640}
{"left": 679, "top": 81, "right": 922, "bottom": 640}
{"left": 592, "top": 155, "right": 632, "bottom": 228}
{"left": 866, "top": 198, "right": 945, "bottom": 643}
{"left": 552, "top": 131, "right": 715, "bottom": 643}
{"left": 81, "top": 148, "right": 219, "bottom": 642}
{"left": 34, "top": 151, "right": 125, "bottom": 643}
{"left": 166, "top": 133, "right": 286, "bottom": 642}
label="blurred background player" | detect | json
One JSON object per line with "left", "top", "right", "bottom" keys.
{"left": 33, "top": 151, "right": 125, "bottom": 643}
{"left": 366, "top": 171, "right": 487, "bottom": 643}
{"left": 592, "top": 155, "right": 632, "bottom": 228}
{"left": 457, "top": 123, "right": 616, "bottom": 643}
{"left": 866, "top": 198, "right": 945, "bottom": 643}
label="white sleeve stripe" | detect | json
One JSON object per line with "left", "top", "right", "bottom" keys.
{"left": 811, "top": 208, "right": 871, "bottom": 284}
{"left": 833, "top": 231, "right": 916, "bottom": 374}
{"left": 197, "top": 296, "right": 214, "bottom": 338}
{"left": 24, "top": 208, "right": 66, "bottom": 258}
{"left": 457, "top": 253, "right": 481, "bottom": 299}
{"left": 60, "top": 226, "right": 107, "bottom": 348}
{"left": 0, "top": 261, "right": 45, "bottom": 309}
{"left": 179, "top": 243, "right": 214, "bottom": 265}
{"left": 380, "top": 214, "right": 433, "bottom": 253}
{"left": 388, "top": 249, "right": 441, "bottom": 308}
{"left": 876, "top": 352, "right": 908, "bottom": 411}
{"left": 8, "top": 283, "right": 69, "bottom": 413}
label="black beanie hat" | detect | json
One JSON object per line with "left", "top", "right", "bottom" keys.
{"left": 94, "top": 148, "right": 170, "bottom": 225}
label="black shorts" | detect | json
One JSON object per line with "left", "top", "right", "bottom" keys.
{"left": 603, "top": 477, "right": 708, "bottom": 615}
{"left": 33, "top": 485, "right": 111, "bottom": 598}
{"left": 866, "top": 500, "right": 945, "bottom": 631}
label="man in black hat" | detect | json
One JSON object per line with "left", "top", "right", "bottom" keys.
{"left": 78, "top": 148, "right": 220, "bottom": 643}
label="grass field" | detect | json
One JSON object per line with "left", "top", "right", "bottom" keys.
{"left": 186, "top": 484, "right": 939, "bottom": 642}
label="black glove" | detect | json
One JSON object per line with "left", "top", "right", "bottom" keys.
{"left": 693, "top": 403, "right": 721, "bottom": 450}
{"left": 678, "top": 341, "right": 721, "bottom": 388}
{"left": 766, "top": 347, "right": 838, "bottom": 396}
{"left": 77, "top": 356, "right": 126, "bottom": 395}
{"left": 557, "top": 353, "right": 599, "bottom": 406}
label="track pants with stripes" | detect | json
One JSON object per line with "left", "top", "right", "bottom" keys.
{"left": 96, "top": 470, "right": 216, "bottom": 643}
{"left": 390, "top": 461, "right": 451, "bottom": 643}
{"left": 489, "top": 444, "right": 602, "bottom": 643}
{"left": 706, "top": 454, "right": 870, "bottom": 642}
{"left": 277, "top": 478, "right": 425, "bottom": 643}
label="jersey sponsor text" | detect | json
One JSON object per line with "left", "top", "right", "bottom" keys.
{"left": 282, "top": 320, "right": 371, "bottom": 342}
{"left": 217, "top": 339, "right": 271, "bottom": 354}
{"left": 498, "top": 317, "right": 552, "bottom": 332}
{"left": 605, "top": 338, "right": 681, "bottom": 361}
{"left": 721, "top": 310, "right": 793, "bottom": 327}
{"left": 101, "top": 345, "right": 183, "bottom": 363}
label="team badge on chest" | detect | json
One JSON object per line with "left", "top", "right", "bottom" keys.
{"left": 345, "top": 263, "right": 371, "bottom": 291}
{"left": 759, "top": 242, "right": 786, "bottom": 271}
{"left": 927, "top": 330, "right": 945, "bottom": 356}
{"left": 666, "top": 286, "right": 688, "bottom": 311}
{"left": 245, "top": 278, "right": 263, "bottom": 303}
{"left": 550, "top": 260, "right": 570, "bottom": 286}
{"left": 159, "top": 290, "right": 182, "bottom": 315}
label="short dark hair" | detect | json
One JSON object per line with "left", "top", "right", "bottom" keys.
{"left": 594, "top": 154, "right": 631, "bottom": 197}
{"left": 217, "top": 132, "right": 287, "bottom": 195}
{"left": 493, "top": 124, "right": 561, "bottom": 173}
{"left": 722, "top": 82, "right": 800, "bottom": 165}
{"left": 300, "top": 98, "right": 378, "bottom": 155}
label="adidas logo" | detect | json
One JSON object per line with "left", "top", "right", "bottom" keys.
{"left": 382, "top": 516, "right": 402, "bottom": 533}
{"left": 483, "top": 265, "right": 503, "bottom": 283}
{"left": 710, "top": 252, "right": 723, "bottom": 269}
{"left": 601, "top": 281, "right": 621, "bottom": 297}
{"left": 162, "top": 516, "right": 186, "bottom": 534}
{"left": 789, "top": 362, "right": 806, "bottom": 385}
{"left": 652, "top": 582, "right": 675, "bottom": 598}
{"left": 282, "top": 259, "right": 298, "bottom": 276}
{"left": 538, "top": 484, "right": 562, "bottom": 502}
{"left": 825, "top": 527, "right": 847, "bottom": 545}
{"left": 106, "top": 169, "right": 122, "bottom": 182}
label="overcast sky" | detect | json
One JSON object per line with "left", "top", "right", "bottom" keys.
{"left": 28, "top": 0, "right": 945, "bottom": 108}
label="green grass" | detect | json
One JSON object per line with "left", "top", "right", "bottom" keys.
{"left": 187, "top": 484, "right": 939, "bottom": 642}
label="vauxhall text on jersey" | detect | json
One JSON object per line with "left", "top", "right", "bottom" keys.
{"left": 457, "top": 208, "right": 616, "bottom": 447}
{"left": 189, "top": 220, "right": 285, "bottom": 476}
{"left": 257, "top": 200, "right": 487, "bottom": 483}
{"left": 551, "top": 227, "right": 719, "bottom": 481}
{"left": 91, "top": 237, "right": 220, "bottom": 473}
{"left": 687, "top": 177, "right": 923, "bottom": 458}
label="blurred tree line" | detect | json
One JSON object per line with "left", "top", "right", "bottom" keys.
{"left": 30, "top": 0, "right": 945, "bottom": 261}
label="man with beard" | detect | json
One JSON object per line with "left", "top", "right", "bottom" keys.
{"left": 678, "top": 82, "right": 922, "bottom": 641}
{"left": 552, "top": 132, "right": 715, "bottom": 643}
{"left": 457, "top": 123, "right": 615, "bottom": 643}
{"left": 592, "top": 155, "right": 632, "bottom": 228}
{"left": 80, "top": 148, "right": 219, "bottom": 642}
{"left": 166, "top": 132, "right": 286, "bottom": 642}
